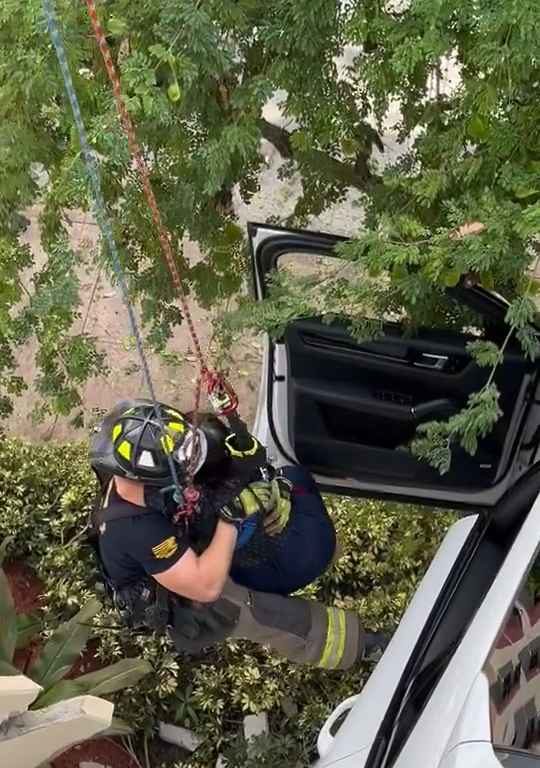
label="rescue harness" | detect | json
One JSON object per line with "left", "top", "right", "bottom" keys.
{"left": 88, "top": 493, "right": 172, "bottom": 634}
{"left": 88, "top": 438, "right": 272, "bottom": 637}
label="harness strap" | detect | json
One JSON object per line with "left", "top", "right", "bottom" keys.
{"left": 88, "top": 489, "right": 173, "bottom": 633}
{"left": 92, "top": 480, "right": 161, "bottom": 526}
{"left": 96, "top": 501, "right": 158, "bottom": 524}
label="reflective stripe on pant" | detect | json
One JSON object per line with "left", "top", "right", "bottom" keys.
{"left": 222, "top": 580, "right": 365, "bottom": 670}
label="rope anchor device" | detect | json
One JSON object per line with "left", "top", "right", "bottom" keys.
{"left": 44, "top": 0, "right": 240, "bottom": 517}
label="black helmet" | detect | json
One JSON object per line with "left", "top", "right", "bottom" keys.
{"left": 90, "top": 399, "right": 229, "bottom": 486}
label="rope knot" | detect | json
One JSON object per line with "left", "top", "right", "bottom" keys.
{"left": 173, "top": 485, "right": 201, "bottom": 524}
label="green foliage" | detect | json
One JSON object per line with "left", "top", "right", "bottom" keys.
{"left": 0, "top": 439, "right": 454, "bottom": 765}
{"left": 16, "top": 613, "right": 43, "bottom": 649}
{"left": 0, "top": 537, "right": 152, "bottom": 713}
{"left": 1, "top": 0, "right": 377, "bottom": 420}
{"left": 33, "top": 657, "right": 154, "bottom": 709}
{"left": 2, "top": 0, "right": 540, "bottom": 465}
{"left": 28, "top": 597, "right": 102, "bottom": 690}
{"left": 466, "top": 340, "right": 501, "bottom": 368}
{"left": 217, "top": 732, "right": 311, "bottom": 768}
{"left": 0, "top": 440, "right": 97, "bottom": 608}
{"left": 412, "top": 384, "right": 502, "bottom": 474}
{"left": 221, "top": 267, "right": 384, "bottom": 343}
{"left": 0, "top": 557, "right": 17, "bottom": 664}
{"left": 222, "top": 0, "right": 540, "bottom": 471}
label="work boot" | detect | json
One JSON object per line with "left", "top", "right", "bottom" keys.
{"left": 363, "top": 631, "right": 390, "bottom": 662}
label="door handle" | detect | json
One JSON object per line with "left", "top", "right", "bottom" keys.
{"left": 414, "top": 353, "right": 449, "bottom": 370}
{"left": 411, "top": 398, "right": 458, "bottom": 422}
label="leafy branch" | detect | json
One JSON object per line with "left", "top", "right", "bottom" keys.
{"left": 411, "top": 244, "right": 540, "bottom": 473}
{"left": 225, "top": 215, "right": 540, "bottom": 474}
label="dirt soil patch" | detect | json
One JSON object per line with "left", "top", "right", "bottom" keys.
{"left": 52, "top": 738, "right": 140, "bottom": 768}
{"left": 4, "top": 560, "right": 44, "bottom": 614}
{"left": 9, "top": 208, "right": 262, "bottom": 443}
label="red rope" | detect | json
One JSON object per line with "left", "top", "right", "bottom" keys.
{"left": 85, "top": 0, "right": 237, "bottom": 514}
{"left": 85, "top": 0, "right": 206, "bottom": 375}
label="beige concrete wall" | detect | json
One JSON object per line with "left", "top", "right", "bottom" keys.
{"left": 0, "top": 675, "right": 113, "bottom": 768}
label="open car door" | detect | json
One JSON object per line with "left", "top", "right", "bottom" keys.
{"left": 249, "top": 223, "right": 540, "bottom": 510}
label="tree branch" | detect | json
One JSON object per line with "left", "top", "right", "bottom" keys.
{"left": 258, "top": 118, "right": 381, "bottom": 192}
{"left": 259, "top": 118, "right": 294, "bottom": 158}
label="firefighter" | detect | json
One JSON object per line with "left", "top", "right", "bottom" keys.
{"left": 88, "top": 399, "right": 388, "bottom": 670}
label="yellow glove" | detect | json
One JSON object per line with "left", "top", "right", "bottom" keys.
{"left": 263, "top": 477, "right": 293, "bottom": 536}
{"left": 240, "top": 481, "right": 274, "bottom": 515}
{"left": 219, "top": 481, "right": 273, "bottom": 523}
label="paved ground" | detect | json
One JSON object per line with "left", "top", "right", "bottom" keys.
{"left": 8, "top": 140, "right": 368, "bottom": 442}
{"left": 9, "top": 210, "right": 262, "bottom": 441}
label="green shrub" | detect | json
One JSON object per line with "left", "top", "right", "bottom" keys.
{"left": 0, "top": 438, "right": 455, "bottom": 766}
{"left": 0, "top": 546, "right": 151, "bottom": 725}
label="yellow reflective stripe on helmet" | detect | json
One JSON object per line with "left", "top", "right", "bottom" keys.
{"left": 165, "top": 408, "right": 183, "bottom": 420}
{"left": 318, "top": 608, "right": 348, "bottom": 670}
{"left": 225, "top": 434, "right": 259, "bottom": 458}
{"left": 167, "top": 421, "right": 185, "bottom": 433}
{"left": 161, "top": 434, "right": 174, "bottom": 454}
{"left": 117, "top": 440, "right": 132, "bottom": 460}
{"left": 112, "top": 423, "right": 122, "bottom": 442}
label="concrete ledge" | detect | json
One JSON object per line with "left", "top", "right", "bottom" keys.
{"left": 0, "top": 675, "right": 42, "bottom": 721}
{"left": 0, "top": 694, "right": 113, "bottom": 768}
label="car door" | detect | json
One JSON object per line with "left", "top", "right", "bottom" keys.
{"left": 313, "top": 458, "right": 540, "bottom": 768}
{"left": 249, "top": 222, "right": 540, "bottom": 510}
{"left": 389, "top": 468, "right": 540, "bottom": 768}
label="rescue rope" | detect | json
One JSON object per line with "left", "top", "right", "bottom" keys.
{"left": 84, "top": 0, "right": 207, "bottom": 377}
{"left": 83, "top": 0, "right": 240, "bottom": 428}
{"left": 43, "top": 0, "right": 184, "bottom": 501}
{"left": 84, "top": 0, "right": 208, "bottom": 513}
{"left": 83, "top": 1, "right": 244, "bottom": 511}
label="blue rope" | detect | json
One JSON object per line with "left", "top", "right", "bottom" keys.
{"left": 43, "top": 0, "right": 183, "bottom": 500}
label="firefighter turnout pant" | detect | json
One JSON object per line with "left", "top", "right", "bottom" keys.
{"left": 170, "top": 579, "right": 366, "bottom": 670}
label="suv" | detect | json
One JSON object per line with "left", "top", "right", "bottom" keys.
{"left": 249, "top": 222, "right": 540, "bottom": 768}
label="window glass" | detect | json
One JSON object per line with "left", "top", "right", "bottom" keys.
{"left": 278, "top": 251, "right": 357, "bottom": 282}
{"left": 485, "top": 556, "right": 540, "bottom": 756}
{"left": 276, "top": 251, "right": 487, "bottom": 335}
{"left": 495, "top": 750, "right": 540, "bottom": 766}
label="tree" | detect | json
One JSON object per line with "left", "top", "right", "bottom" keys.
{"left": 0, "top": 0, "right": 379, "bottom": 421}
{"left": 223, "top": 0, "right": 540, "bottom": 470}
{"left": 1, "top": 1, "right": 540, "bottom": 463}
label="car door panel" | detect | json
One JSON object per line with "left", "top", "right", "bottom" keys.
{"left": 388, "top": 469, "right": 540, "bottom": 768}
{"left": 285, "top": 318, "right": 532, "bottom": 489}
{"left": 313, "top": 469, "right": 540, "bottom": 768}
{"left": 249, "top": 222, "right": 540, "bottom": 509}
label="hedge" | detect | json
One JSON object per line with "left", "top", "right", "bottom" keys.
{"left": 0, "top": 438, "right": 455, "bottom": 766}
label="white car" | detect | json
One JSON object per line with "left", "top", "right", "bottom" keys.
{"left": 249, "top": 223, "right": 540, "bottom": 768}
